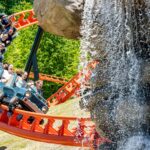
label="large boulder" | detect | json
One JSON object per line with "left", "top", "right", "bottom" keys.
{"left": 33, "top": 0, "right": 84, "bottom": 39}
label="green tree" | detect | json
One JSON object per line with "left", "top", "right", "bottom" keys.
{"left": 0, "top": 0, "right": 33, "bottom": 14}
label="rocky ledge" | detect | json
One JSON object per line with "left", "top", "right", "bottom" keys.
{"left": 34, "top": 0, "right": 84, "bottom": 39}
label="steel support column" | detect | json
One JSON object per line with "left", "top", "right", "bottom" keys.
{"left": 25, "top": 26, "right": 44, "bottom": 80}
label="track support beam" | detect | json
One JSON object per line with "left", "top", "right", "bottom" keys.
{"left": 25, "top": 26, "right": 44, "bottom": 80}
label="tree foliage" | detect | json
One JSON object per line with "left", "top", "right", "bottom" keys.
{"left": 0, "top": 0, "right": 80, "bottom": 98}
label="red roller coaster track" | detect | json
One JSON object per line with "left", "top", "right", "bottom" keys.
{"left": 0, "top": 10, "right": 109, "bottom": 149}
{"left": 29, "top": 72, "right": 68, "bottom": 85}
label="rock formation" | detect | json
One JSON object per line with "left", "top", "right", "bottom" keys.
{"left": 33, "top": 0, "right": 84, "bottom": 39}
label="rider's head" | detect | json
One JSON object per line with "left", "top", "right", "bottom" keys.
{"left": 8, "top": 64, "right": 14, "bottom": 74}
{"left": 22, "top": 71, "right": 28, "bottom": 80}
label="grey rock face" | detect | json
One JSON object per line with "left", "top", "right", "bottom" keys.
{"left": 34, "top": 0, "right": 84, "bottom": 39}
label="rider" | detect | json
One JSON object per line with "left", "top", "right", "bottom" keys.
{"left": 1, "top": 64, "right": 14, "bottom": 83}
{"left": 0, "top": 22, "right": 4, "bottom": 35}
{"left": 0, "top": 42, "right": 6, "bottom": 63}
{"left": 0, "top": 13, "right": 12, "bottom": 30}
{"left": 15, "top": 71, "right": 28, "bottom": 88}
{"left": 0, "top": 33, "right": 11, "bottom": 46}
{"left": 35, "top": 80, "right": 43, "bottom": 96}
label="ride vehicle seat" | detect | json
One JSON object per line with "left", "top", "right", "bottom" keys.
{"left": 29, "top": 88, "right": 48, "bottom": 113}
{"left": 8, "top": 81, "right": 48, "bottom": 114}
{"left": 1, "top": 73, "right": 17, "bottom": 104}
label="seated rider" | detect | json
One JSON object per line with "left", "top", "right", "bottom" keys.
{"left": 15, "top": 71, "right": 28, "bottom": 88}
{"left": 0, "top": 14, "right": 17, "bottom": 47}
{"left": 3, "top": 26, "right": 17, "bottom": 40}
{"left": 0, "top": 14, "right": 12, "bottom": 30}
{"left": 35, "top": 80, "right": 43, "bottom": 96}
{"left": 0, "top": 42, "right": 6, "bottom": 63}
{"left": 27, "top": 80, "right": 38, "bottom": 93}
{"left": 8, "top": 26, "right": 17, "bottom": 39}
{"left": 0, "top": 33, "right": 11, "bottom": 46}
{"left": 0, "top": 22, "right": 4, "bottom": 35}
{"left": 27, "top": 80, "right": 35, "bottom": 88}
{"left": 0, "top": 64, "right": 14, "bottom": 83}
{"left": 0, "top": 13, "right": 6, "bottom": 19}
{"left": 2, "top": 62, "right": 9, "bottom": 70}
{"left": 0, "top": 13, "right": 7, "bottom": 29}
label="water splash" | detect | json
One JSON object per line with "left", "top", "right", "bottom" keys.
{"left": 80, "top": 0, "right": 150, "bottom": 149}
{"left": 118, "top": 136, "right": 150, "bottom": 150}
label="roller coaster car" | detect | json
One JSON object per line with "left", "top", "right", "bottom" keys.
{"left": 14, "top": 86, "right": 48, "bottom": 114}
{"left": 0, "top": 66, "right": 48, "bottom": 114}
